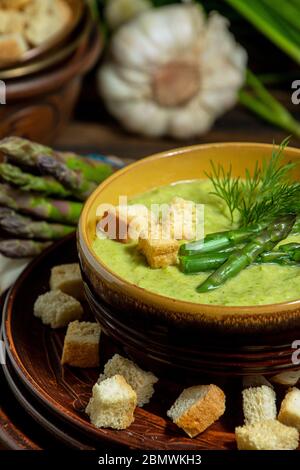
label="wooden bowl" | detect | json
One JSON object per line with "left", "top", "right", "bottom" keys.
{"left": 0, "top": 28, "right": 102, "bottom": 144}
{"left": 78, "top": 142, "right": 300, "bottom": 376}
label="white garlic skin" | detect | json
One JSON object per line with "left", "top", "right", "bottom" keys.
{"left": 99, "top": 4, "right": 247, "bottom": 139}
{"left": 105, "top": 0, "right": 152, "bottom": 30}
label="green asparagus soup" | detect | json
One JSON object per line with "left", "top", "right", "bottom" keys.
{"left": 92, "top": 180, "right": 300, "bottom": 306}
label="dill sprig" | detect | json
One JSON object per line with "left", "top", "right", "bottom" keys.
{"left": 206, "top": 138, "right": 300, "bottom": 226}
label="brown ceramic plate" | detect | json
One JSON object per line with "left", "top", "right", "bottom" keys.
{"left": 0, "top": 359, "right": 87, "bottom": 450}
{"left": 1, "top": 355, "right": 95, "bottom": 450}
{"left": 0, "top": 295, "right": 53, "bottom": 449}
{"left": 3, "top": 234, "right": 242, "bottom": 450}
{"left": 0, "top": 381, "right": 41, "bottom": 450}
{"left": 1, "top": 293, "right": 94, "bottom": 450}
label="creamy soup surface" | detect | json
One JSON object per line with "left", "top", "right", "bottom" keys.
{"left": 93, "top": 180, "right": 300, "bottom": 306}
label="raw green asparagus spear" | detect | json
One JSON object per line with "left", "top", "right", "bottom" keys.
{"left": 0, "top": 163, "right": 71, "bottom": 197}
{"left": 180, "top": 250, "right": 296, "bottom": 273}
{"left": 0, "top": 137, "right": 52, "bottom": 164}
{"left": 292, "top": 218, "right": 300, "bottom": 234}
{"left": 196, "top": 214, "right": 296, "bottom": 292}
{"left": 0, "top": 207, "right": 74, "bottom": 240}
{"left": 179, "top": 222, "right": 267, "bottom": 256}
{"left": 280, "top": 243, "right": 300, "bottom": 262}
{"left": 258, "top": 251, "right": 294, "bottom": 265}
{"left": 180, "top": 243, "right": 247, "bottom": 273}
{"left": 0, "top": 137, "right": 113, "bottom": 184}
{"left": 60, "top": 151, "right": 113, "bottom": 183}
{"left": 294, "top": 251, "right": 300, "bottom": 262}
{"left": 0, "top": 239, "right": 51, "bottom": 258}
{"left": 0, "top": 184, "right": 82, "bottom": 225}
{"left": 37, "top": 155, "right": 97, "bottom": 201}
{"left": 180, "top": 253, "right": 230, "bottom": 273}
{"left": 280, "top": 243, "right": 300, "bottom": 252}
{"left": 0, "top": 207, "right": 12, "bottom": 219}
{"left": 180, "top": 214, "right": 300, "bottom": 257}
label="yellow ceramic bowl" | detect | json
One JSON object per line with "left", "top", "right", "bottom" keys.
{"left": 78, "top": 143, "right": 300, "bottom": 376}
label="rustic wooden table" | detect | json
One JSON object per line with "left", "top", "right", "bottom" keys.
{"left": 55, "top": 95, "right": 299, "bottom": 158}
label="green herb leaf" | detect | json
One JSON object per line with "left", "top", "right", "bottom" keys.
{"left": 206, "top": 138, "right": 300, "bottom": 226}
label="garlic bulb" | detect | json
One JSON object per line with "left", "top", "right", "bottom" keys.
{"left": 99, "top": 4, "right": 247, "bottom": 139}
{"left": 105, "top": 0, "right": 152, "bottom": 30}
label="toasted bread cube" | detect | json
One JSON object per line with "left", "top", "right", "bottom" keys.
{"left": 97, "top": 204, "right": 152, "bottom": 243}
{"left": 167, "top": 197, "right": 199, "bottom": 240}
{"left": 61, "top": 321, "right": 101, "bottom": 368}
{"left": 99, "top": 354, "right": 158, "bottom": 407}
{"left": 0, "top": 11, "right": 25, "bottom": 34}
{"left": 235, "top": 420, "right": 299, "bottom": 450}
{"left": 25, "top": 0, "right": 71, "bottom": 46}
{"left": 138, "top": 236, "right": 179, "bottom": 268}
{"left": 242, "top": 385, "right": 277, "bottom": 425}
{"left": 167, "top": 384, "right": 226, "bottom": 438}
{"left": 278, "top": 387, "right": 300, "bottom": 430}
{"left": 86, "top": 375, "right": 137, "bottom": 430}
{"left": 50, "top": 263, "right": 84, "bottom": 301}
{"left": 145, "top": 251, "right": 178, "bottom": 269}
{"left": 0, "top": 33, "right": 28, "bottom": 63}
{"left": 34, "top": 290, "right": 83, "bottom": 329}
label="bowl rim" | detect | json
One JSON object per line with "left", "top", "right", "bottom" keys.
{"left": 79, "top": 141, "right": 300, "bottom": 317}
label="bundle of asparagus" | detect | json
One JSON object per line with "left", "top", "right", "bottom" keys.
{"left": 0, "top": 137, "right": 113, "bottom": 184}
{"left": 0, "top": 163, "right": 71, "bottom": 197}
{"left": 0, "top": 240, "right": 51, "bottom": 259}
{"left": 181, "top": 240, "right": 300, "bottom": 274}
{"left": 0, "top": 137, "right": 113, "bottom": 258}
{"left": 0, "top": 208, "right": 74, "bottom": 240}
